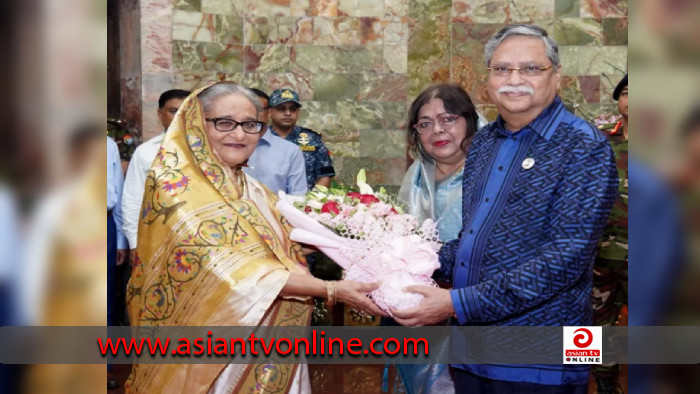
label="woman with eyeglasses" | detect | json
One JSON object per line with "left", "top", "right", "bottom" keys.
{"left": 400, "top": 84, "right": 485, "bottom": 244}
{"left": 385, "top": 84, "right": 484, "bottom": 394}
{"left": 125, "top": 82, "right": 385, "bottom": 394}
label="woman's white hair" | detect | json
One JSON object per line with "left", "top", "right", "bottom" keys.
{"left": 197, "top": 83, "right": 263, "bottom": 116}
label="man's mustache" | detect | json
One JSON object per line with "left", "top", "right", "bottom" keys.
{"left": 498, "top": 85, "right": 534, "bottom": 95}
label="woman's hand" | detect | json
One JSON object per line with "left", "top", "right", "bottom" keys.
{"left": 335, "top": 281, "right": 388, "bottom": 317}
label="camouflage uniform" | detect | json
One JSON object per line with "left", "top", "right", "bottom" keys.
{"left": 592, "top": 120, "right": 628, "bottom": 392}
{"left": 271, "top": 125, "right": 335, "bottom": 191}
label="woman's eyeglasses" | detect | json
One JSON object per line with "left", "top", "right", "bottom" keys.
{"left": 205, "top": 118, "right": 266, "bottom": 134}
{"left": 413, "top": 115, "right": 459, "bottom": 134}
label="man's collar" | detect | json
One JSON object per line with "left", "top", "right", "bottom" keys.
{"left": 257, "top": 127, "right": 274, "bottom": 146}
{"left": 494, "top": 96, "right": 565, "bottom": 141}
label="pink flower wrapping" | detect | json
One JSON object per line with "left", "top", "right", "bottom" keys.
{"left": 276, "top": 171, "right": 442, "bottom": 315}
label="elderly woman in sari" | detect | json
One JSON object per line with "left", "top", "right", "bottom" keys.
{"left": 390, "top": 84, "right": 482, "bottom": 394}
{"left": 125, "top": 82, "right": 384, "bottom": 394}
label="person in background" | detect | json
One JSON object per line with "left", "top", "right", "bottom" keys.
{"left": 121, "top": 89, "right": 190, "bottom": 260}
{"left": 267, "top": 88, "right": 335, "bottom": 190}
{"left": 244, "top": 88, "right": 307, "bottom": 195}
{"left": 392, "top": 24, "right": 618, "bottom": 393}
{"left": 107, "top": 134, "right": 127, "bottom": 389}
{"left": 592, "top": 74, "right": 628, "bottom": 394}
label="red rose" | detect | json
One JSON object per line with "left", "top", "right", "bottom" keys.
{"left": 390, "top": 207, "right": 398, "bottom": 215}
{"left": 321, "top": 201, "right": 340, "bottom": 215}
{"left": 359, "top": 194, "right": 380, "bottom": 205}
{"left": 346, "top": 192, "right": 361, "bottom": 200}
{"left": 304, "top": 206, "right": 312, "bottom": 213}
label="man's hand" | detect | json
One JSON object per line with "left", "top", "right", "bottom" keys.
{"left": 116, "top": 249, "right": 127, "bottom": 266}
{"left": 129, "top": 249, "right": 138, "bottom": 265}
{"left": 391, "top": 286, "right": 454, "bottom": 326}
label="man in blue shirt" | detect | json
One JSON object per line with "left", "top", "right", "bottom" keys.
{"left": 244, "top": 88, "right": 307, "bottom": 195}
{"left": 267, "top": 88, "right": 335, "bottom": 190}
{"left": 392, "top": 24, "right": 618, "bottom": 393}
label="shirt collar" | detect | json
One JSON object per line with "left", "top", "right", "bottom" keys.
{"left": 257, "top": 127, "right": 274, "bottom": 146}
{"left": 494, "top": 96, "right": 565, "bottom": 141}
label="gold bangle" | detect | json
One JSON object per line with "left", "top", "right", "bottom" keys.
{"left": 326, "top": 281, "right": 335, "bottom": 306}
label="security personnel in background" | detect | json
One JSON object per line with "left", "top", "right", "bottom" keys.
{"left": 592, "top": 74, "right": 628, "bottom": 394}
{"left": 268, "top": 88, "right": 335, "bottom": 190}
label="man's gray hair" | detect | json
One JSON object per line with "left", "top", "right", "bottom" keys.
{"left": 484, "top": 24, "right": 560, "bottom": 67}
{"left": 197, "top": 82, "right": 262, "bottom": 116}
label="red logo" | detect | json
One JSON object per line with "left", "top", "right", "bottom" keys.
{"left": 573, "top": 328, "right": 593, "bottom": 348}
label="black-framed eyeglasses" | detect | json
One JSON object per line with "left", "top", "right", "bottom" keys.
{"left": 205, "top": 118, "right": 266, "bottom": 134}
{"left": 413, "top": 115, "right": 460, "bottom": 135}
{"left": 486, "top": 64, "right": 554, "bottom": 77}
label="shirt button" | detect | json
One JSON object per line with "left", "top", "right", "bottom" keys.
{"left": 460, "top": 261, "right": 466, "bottom": 267}
{"left": 484, "top": 197, "right": 490, "bottom": 202}
{"left": 469, "top": 229, "right": 474, "bottom": 234}
{"left": 498, "top": 166, "right": 503, "bottom": 171}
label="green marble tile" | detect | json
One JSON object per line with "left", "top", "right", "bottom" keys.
{"left": 408, "top": 17, "right": 450, "bottom": 97}
{"left": 244, "top": 17, "right": 270, "bottom": 45}
{"left": 202, "top": 0, "right": 244, "bottom": 16}
{"left": 292, "top": 46, "right": 337, "bottom": 73}
{"left": 298, "top": 101, "right": 339, "bottom": 131}
{"left": 312, "top": 73, "right": 360, "bottom": 101}
{"left": 337, "top": 157, "right": 407, "bottom": 186}
{"left": 174, "top": 0, "right": 201, "bottom": 12}
{"left": 555, "top": 0, "right": 579, "bottom": 17}
{"left": 384, "top": 45, "right": 407, "bottom": 74}
{"left": 451, "top": 23, "right": 503, "bottom": 103}
{"left": 360, "top": 129, "right": 407, "bottom": 157}
{"left": 380, "top": 102, "right": 409, "bottom": 129}
{"left": 385, "top": 0, "right": 409, "bottom": 21}
{"left": 271, "top": 17, "right": 315, "bottom": 44}
{"left": 313, "top": 16, "right": 362, "bottom": 45}
{"left": 336, "top": 102, "right": 384, "bottom": 130}
{"left": 409, "top": 0, "right": 451, "bottom": 19}
{"left": 476, "top": 104, "right": 499, "bottom": 123}
{"left": 559, "top": 46, "right": 628, "bottom": 76}
{"left": 359, "top": 74, "right": 408, "bottom": 101}
{"left": 173, "top": 40, "right": 203, "bottom": 70}
{"left": 337, "top": 46, "right": 387, "bottom": 73}
{"left": 384, "top": 22, "right": 408, "bottom": 45}
{"left": 215, "top": 15, "right": 244, "bottom": 44}
{"left": 603, "top": 18, "right": 628, "bottom": 45}
{"left": 553, "top": 18, "right": 603, "bottom": 46}
{"left": 247, "top": 0, "right": 291, "bottom": 18}
{"left": 451, "top": 0, "right": 509, "bottom": 23}
{"left": 173, "top": 71, "right": 220, "bottom": 91}
{"left": 509, "top": 0, "right": 554, "bottom": 22}
{"left": 581, "top": 0, "right": 627, "bottom": 18}
{"left": 600, "top": 71, "right": 626, "bottom": 103}
{"left": 356, "top": 0, "right": 384, "bottom": 17}
{"left": 558, "top": 76, "right": 587, "bottom": 108}
{"left": 201, "top": 42, "right": 244, "bottom": 72}
{"left": 246, "top": 45, "right": 291, "bottom": 73}
{"left": 173, "top": 11, "right": 214, "bottom": 43}
{"left": 326, "top": 141, "right": 360, "bottom": 158}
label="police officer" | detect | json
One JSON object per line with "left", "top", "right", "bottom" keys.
{"left": 268, "top": 88, "right": 335, "bottom": 190}
{"left": 592, "top": 74, "right": 628, "bottom": 394}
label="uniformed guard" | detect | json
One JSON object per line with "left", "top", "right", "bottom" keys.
{"left": 592, "top": 74, "right": 628, "bottom": 394}
{"left": 268, "top": 88, "right": 335, "bottom": 190}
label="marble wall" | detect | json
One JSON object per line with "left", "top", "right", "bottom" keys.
{"left": 131, "top": 0, "right": 627, "bottom": 188}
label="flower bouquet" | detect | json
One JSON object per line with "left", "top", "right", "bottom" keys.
{"left": 276, "top": 170, "right": 441, "bottom": 315}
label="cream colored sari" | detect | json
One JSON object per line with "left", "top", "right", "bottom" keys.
{"left": 125, "top": 83, "right": 313, "bottom": 394}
